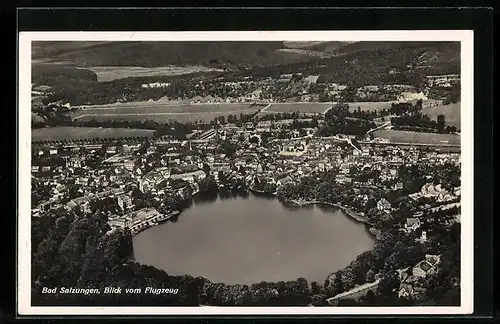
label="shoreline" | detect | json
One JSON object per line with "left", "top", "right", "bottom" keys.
{"left": 287, "top": 199, "right": 374, "bottom": 226}
{"left": 128, "top": 190, "right": 381, "bottom": 293}
{"left": 124, "top": 191, "right": 377, "bottom": 240}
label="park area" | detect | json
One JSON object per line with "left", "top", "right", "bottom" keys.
{"left": 69, "top": 102, "right": 262, "bottom": 123}
{"left": 32, "top": 127, "right": 155, "bottom": 142}
{"left": 372, "top": 129, "right": 460, "bottom": 145}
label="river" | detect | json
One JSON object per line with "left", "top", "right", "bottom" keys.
{"left": 132, "top": 193, "right": 375, "bottom": 285}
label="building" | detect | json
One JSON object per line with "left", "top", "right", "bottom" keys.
{"left": 425, "top": 74, "right": 460, "bottom": 87}
{"left": 377, "top": 198, "right": 391, "bottom": 211}
{"left": 141, "top": 82, "right": 171, "bottom": 89}
{"left": 417, "top": 231, "right": 428, "bottom": 244}
{"left": 405, "top": 217, "right": 421, "bottom": 232}
{"left": 276, "top": 175, "right": 294, "bottom": 187}
{"left": 66, "top": 196, "right": 92, "bottom": 213}
{"left": 169, "top": 170, "right": 206, "bottom": 184}
{"left": 396, "top": 267, "right": 427, "bottom": 299}
{"left": 117, "top": 194, "right": 133, "bottom": 211}
{"left": 106, "top": 146, "right": 117, "bottom": 155}
{"left": 412, "top": 254, "right": 441, "bottom": 278}
{"left": 335, "top": 174, "right": 352, "bottom": 184}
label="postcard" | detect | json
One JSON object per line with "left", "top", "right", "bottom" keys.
{"left": 18, "top": 30, "right": 473, "bottom": 315}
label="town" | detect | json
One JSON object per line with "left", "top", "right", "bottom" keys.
{"left": 31, "top": 100, "right": 461, "bottom": 306}
{"left": 29, "top": 40, "right": 462, "bottom": 307}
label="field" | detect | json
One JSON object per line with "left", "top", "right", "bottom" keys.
{"left": 261, "top": 102, "right": 333, "bottom": 114}
{"left": 422, "top": 102, "right": 461, "bottom": 128}
{"left": 260, "top": 102, "right": 395, "bottom": 115}
{"left": 69, "top": 102, "right": 262, "bottom": 123}
{"left": 87, "top": 65, "right": 223, "bottom": 82}
{"left": 372, "top": 129, "right": 460, "bottom": 145}
{"left": 32, "top": 127, "right": 155, "bottom": 142}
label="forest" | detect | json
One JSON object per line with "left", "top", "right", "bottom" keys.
{"left": 316, "top": 103, "right": 376, "bottom": 137}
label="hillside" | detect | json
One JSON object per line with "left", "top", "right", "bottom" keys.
{"left": 305, "top": 41, "right": 357, "bottom": 54}
{"left": 250, "top": 42, "right": 460, "bottom": 86}
{"left": 32, "top": 41, "right": 114, "bottom": 61}
{"left": 32, "top": 41, "right": 323, "bottom": 69}
{"left": 32, "top": 64, "right": 98, "bottom": 85}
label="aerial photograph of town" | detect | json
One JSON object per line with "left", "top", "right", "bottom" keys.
{"left": 28, "top": 39, "right": 462, "bottom": 308}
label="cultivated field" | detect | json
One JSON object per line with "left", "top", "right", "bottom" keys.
{"left": 69, "top": 102, "right": 262, "bottom": 123}
{"left": 372, "top": 129, "right": 460, "bottom": 145}
{"left": 422, "top": 102, "right": 461, "bottom": 128}
{"left": 87, "top": 65, "right": 223, "bottom": 82}
{"left": 32, "top": 127, "right": 155, "bottom": 142}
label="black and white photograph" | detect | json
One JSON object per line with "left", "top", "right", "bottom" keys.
{"left": 18, "top": 31, "right": 473, "bottom": 315}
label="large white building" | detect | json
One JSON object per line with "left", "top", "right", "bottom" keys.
{"left": 425, "top": 74, "right": 460, "bottom": 87}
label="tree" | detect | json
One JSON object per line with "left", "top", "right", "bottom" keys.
{"left": 263, "top": 182, "right": 277, "bottom": 195}
{"left": 221, "top": 141, "right": 237, "bottom": 158}
{"left": 360, "top": 289, "right": 376, "bottom": 305}
{"left": 437, "top": 115, "right": 446, "bottom": 133}
{"left": 202, "top": 163, "right": 211, "bottom": 176}
{"left": 311, "top": 294, "right": 328, "bottom": 306}
{"left": 198, "top": 176, "right": 218, "bottom": 195}
{"left": 377, "top": 270, "right": 399, "bottom": 299}
{"left": 331, "top": 272, "right": 344, "bottom": 296}
{"left": 249, "top": 136, "right": 260, "bottom": 145}
{"left": 365, "top": 269, "right": 375, "bottom": 283}
{"left": 341, "top": 267, "right": 356, "bottom": 291}
{"left": 313, "top": 182, "right": 332, "bottom": 202}
{"left": 310, "top": 281, "right": 321, "bottom": 295}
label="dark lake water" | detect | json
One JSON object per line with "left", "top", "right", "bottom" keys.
{"left": 132, "top": 193, "right": 375, "bottom": 285}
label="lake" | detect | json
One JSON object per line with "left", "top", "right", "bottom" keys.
{"left": 132, "top": 193, "right": 375, "bottom": 285}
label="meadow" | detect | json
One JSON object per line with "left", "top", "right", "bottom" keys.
{"left": 69, "top": 102, "right": 261, "bottom": 123}
{"left": 372, "top": 129, "right": 461, "bottom": 145}
{"left": 87, "top": 65, "right": 223, "bottom": 82}
{"left": 421, "top": 102, "right": 461, "bottom": 128}
{"left": 262, "top": 102, "right": 332, "bottom": 114}
{"left": 32, "top": 127, "right": 155, "bottom": 142}
{"left": 261, "top": 101, "right": 395, "bottom": 115}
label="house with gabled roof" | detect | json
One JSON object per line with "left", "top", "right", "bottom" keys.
{"left": 377, "top": 198, "right": 392, "bottom": 211}
{"left": 413, "top": 254, "right": 441, "bottom": 278}
{"left": 405, "top": 217, "right": 421, "bottom": 233}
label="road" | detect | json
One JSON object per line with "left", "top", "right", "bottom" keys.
{"left": 366, "top": 120, "right": 391, "bottom": 135}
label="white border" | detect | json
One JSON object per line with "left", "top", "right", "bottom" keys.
{"left": 18, "top": 30, "right": 474, "bottom": 316}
